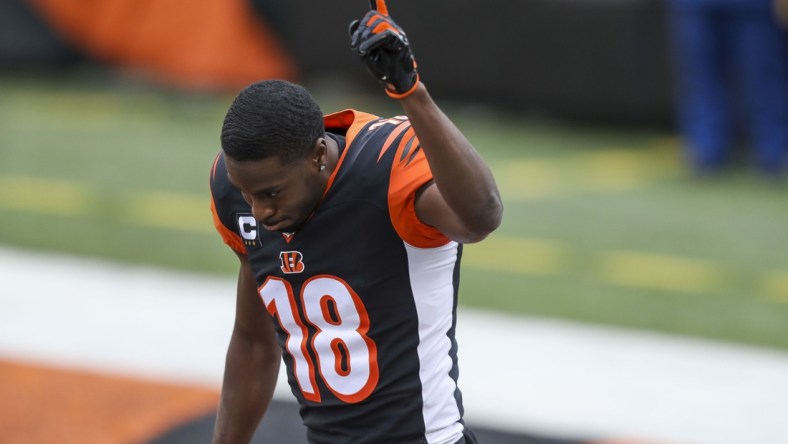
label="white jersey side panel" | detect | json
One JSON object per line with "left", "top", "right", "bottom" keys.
{"left": 405, "top": 241, "right": 465, "bottom": 444}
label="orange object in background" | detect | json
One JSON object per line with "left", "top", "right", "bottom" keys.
{"left": 0, "top": 359, "right": 219, "bottom": 444}
{"left": 30, "top": 0, "right": 298, "bottom": 90}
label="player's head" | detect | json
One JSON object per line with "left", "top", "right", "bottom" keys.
{"left": 220, "top": 80, "right": 333, "bottom": 234}
{"left": 221, "top": 79, "right": 324, "bottom": 163}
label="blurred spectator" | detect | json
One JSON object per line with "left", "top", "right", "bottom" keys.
{"left": 667, "top": 0, "right": 788, "bottom": 179}
{"left": 777, "top": 0, "right": 788, "bottom": 27}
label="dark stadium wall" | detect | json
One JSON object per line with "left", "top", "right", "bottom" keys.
{"left": 1, "top": 0, "right": 675, "bottom": 125}
{"left": 0, "top": 0, "right": 83, "bottom": 69}
{"left": 276, "top": 0, "right": 676, "bottom": 126}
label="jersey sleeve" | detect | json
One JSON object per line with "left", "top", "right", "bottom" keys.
{"left": 209, "top": 152, "right": 247, "bottom": 256}
{"left": 387, "top": 127, "right": 451, "bottom": 248}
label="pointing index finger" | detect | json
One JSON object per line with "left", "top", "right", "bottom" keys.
{"left": 369, "top": 0, "right": 389, "bottom": 16}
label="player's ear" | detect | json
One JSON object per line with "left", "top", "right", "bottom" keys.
{"left": 311, "top": 137, "right": 328, "bottom": 168}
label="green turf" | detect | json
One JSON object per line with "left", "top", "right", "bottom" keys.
{"left": 1, "top": 72, "right": 787, "bottom": 350}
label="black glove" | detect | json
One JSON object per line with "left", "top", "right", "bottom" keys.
{"left": 349, "top": 8, "right": 419, "bottom": 99}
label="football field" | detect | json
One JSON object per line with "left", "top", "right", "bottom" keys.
{"left": 1, "top": 72, "right": 786, "bottom": 349}
{"left": 1, "top": 72, "right": 788, "bottom": 442}
{"left": 2, "top": 247, "right": 788, "bottom": 444}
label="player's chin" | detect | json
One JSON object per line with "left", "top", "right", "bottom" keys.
{"left": 261, "top": 220, "right": 289, "bottom": 232}
{"left": 278, "top": 225, "right": 300, "bottom": 234}
{"left": 264, "top": 219, "right": 301, "bottom": 233}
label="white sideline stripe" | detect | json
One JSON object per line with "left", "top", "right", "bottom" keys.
{"left": 1, "top": 247, "right": 787, "bottom": 444}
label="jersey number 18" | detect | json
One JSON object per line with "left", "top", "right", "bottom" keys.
{"left": 260, "top": 276, "right": 380, "bottom": 403}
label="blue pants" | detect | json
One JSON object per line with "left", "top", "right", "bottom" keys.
{"left": 668, "top": 0, "right": 788, "bottom": 175}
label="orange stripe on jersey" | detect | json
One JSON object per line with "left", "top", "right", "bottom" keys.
{"left": 387, "top": 133, "right": 450, "bottom": 248}
{"left": 323, "top": 110, "right": 379, "bottom": 197}
{"left": 210, "top": 194, "right": 245, "bottom": 255}
{"left": 377, "top": 120, "right": 411, "bottom": 162}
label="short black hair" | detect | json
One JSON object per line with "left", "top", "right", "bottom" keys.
{"left": 220, "top": 80, "right": 324, "bottom": 163}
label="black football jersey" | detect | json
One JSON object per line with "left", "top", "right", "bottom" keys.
{"left": 210, "top": 110, "right": 466, "bottom": 444}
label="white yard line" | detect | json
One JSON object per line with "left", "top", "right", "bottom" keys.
{"left": 1, "top": 247, "right": 787, "bottom": 444}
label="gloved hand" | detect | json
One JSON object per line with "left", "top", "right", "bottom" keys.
{"left": 349, "top": 3, "right": 419, "bottom": 99}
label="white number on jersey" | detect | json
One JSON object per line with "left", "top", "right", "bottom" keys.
{"left": 260, "top": 276, "right": 379, "bottom": 403}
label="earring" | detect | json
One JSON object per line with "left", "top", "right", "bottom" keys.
{"left": 319, "top": 165, "right": 326, "bottom": 172}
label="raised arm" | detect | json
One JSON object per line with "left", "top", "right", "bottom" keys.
{"left": 349, "top": 2, "right": 502, "bottom": 243}
{"left": 398, "top": 84, "right": 502, "bottom": 243}
{"left": 213, "top": 254, "right": 281, "bottom": 444}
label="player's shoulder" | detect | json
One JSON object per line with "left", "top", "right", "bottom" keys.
{"left": 209, "top": 151, "right": 248, "bottom": 214}
{"left": 209, "top": 151, "right": 233, "bottom": 195}
{"left": 324, "top": 109, "right": 410, "bottom": 143}
{"left": 326, "top": 109, "right": 415, "bottom": 162}
{"left": 324, "top": 109, "right": 380, "bottom": 134}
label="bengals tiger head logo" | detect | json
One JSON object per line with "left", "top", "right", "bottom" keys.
{"left": 279, "top": 251, "right": 305, "bottom": 274}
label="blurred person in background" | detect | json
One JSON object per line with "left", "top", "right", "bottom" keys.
{"left": 667, "top": 0, "right": 788, "bottom": 179}
{"left": 208, "top": 1, "right": 502, "bottom": 443}
{"left": 777, "top": 0, "right": 788, "bottom": 27}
